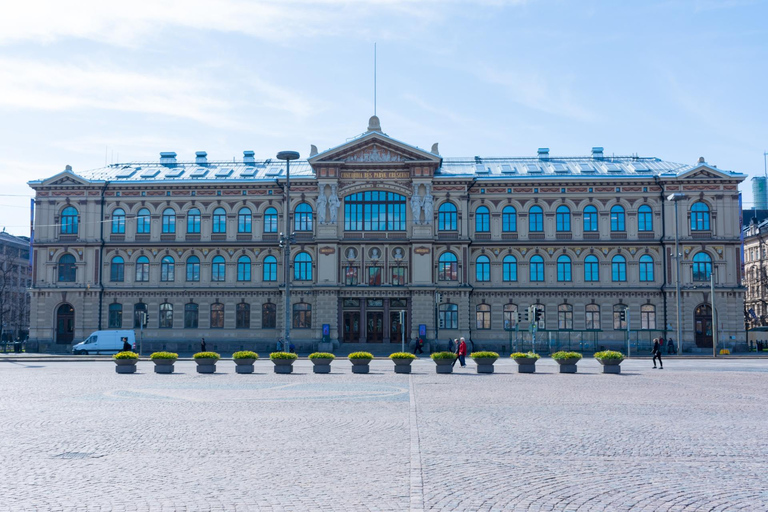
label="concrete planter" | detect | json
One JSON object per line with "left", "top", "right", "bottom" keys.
{"left": 350, "top": 359, "right": 371, "bottom": 374}
{"left": 434, "top": 359, "right": 454, "bottom": 374}
{"left": 311, "top": 358, "right": 334, "bottom": 374}
{"left": 153, "top": 359, "right": 176, "bottom": 374}
{"left": 555, "top": 358, "right": 580, "bottom": 374}
{"left": 195, "top": 358, "right": 217, "bottom": 374}
{"left": 391, "top": 359, "right": 413, "bottom": 374}
{"left": 272, "top": 359, "right": 294, "bottom": 374}
{"left": 472, "top": 357, "right": 497, "bottom": 373}
{"left": 597, "top": 359, "right": 622, "bottom": 374}
{"left": 114, "top": 359, "right": 137, "bottom": 374}
{"left": 234, "top": 358, "right": 256, "bottom": 374}
{"left": 513, "top": 358, "right": 537, "bottom": 373}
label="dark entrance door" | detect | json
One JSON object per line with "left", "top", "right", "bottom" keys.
{"left": 56, "top": 304, "right": 75, "bottom": 344}
{"left": 343, "top": 312, "right": 360, "bottom": 343}
{"left": 694, "top": 304, "right": 713, "bottom": 348}
{"left": 367, "top": 312, "right": 384, "bottom": 343}
{"left": 390, "top": 311, "right": 405, "bottom": 345}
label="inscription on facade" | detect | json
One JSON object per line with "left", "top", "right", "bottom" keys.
{"left": 340, "top": 171, "right": 411, "bottom": 180}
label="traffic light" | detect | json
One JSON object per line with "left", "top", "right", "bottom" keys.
{"left": 619, "top": 309, "right": 626, "bottom": 322}
{"left": 534, "top": 308, "right": 543, "bottom": 323}
{"left": 436, "top": 292, "right": 444, "bottom": 303}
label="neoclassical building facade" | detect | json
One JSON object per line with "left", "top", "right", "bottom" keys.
{"left": 27, "top": 117, "right": 746, "bottom": 353}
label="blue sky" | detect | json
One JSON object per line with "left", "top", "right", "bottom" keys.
{"left": 0, "top": 0, "right": 766, "bottom": 235}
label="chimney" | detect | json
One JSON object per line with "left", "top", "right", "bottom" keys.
{"left": 698, "top": 156, "right": 706, "bottom": 164}
{"left": 592, "top": 147, "right": 604, "bottom": 160}
{"left": 159, "top": 152, "right": 177, "bottom": 167}
{"left": 243, "top": 151, "right": 256, "bottom": 166}
{"left": 537, "top": 148, "right": 549, "bottom": 160}
{"left": 195, "top": 151, "right": 208, "bottom": 166}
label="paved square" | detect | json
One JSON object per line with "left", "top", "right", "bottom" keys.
{"left": 1, "top": 357, "right": 766, "bottom": 511}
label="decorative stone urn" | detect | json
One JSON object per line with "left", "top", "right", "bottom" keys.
{"left": 470, "top": 353, "right": 499, "bottom": 374}
{"left": 153, "top": 359, "right": 176, "bottom": 374}
{"left": 392, "top": 359, "right": 413, "bottom": 374}
{"left": 234, "top": 359, "right": 256, "bottom": 374}
{"left": 311, "top": 358, "right": 334, "bottom": 374}
{"left": 555, "top": 358, "right": 581, "bottom": 374}
{"left": 513, "top": 357, "right": 537, "bottom": 373}
{"left": 272, "top": 359, "right": 294, "bottom": 374}
{"left": 195, "top": 358, "right": 217, "bottom": 374}
{"left": 114, "top": 360, "right": 137, "bottom": 374}
{"left": 350, "top": 359, "right": 371, "bottom": 374}
{"left": 597, "top": 359, "right": 622, "bottom": 374}
{"left": 434, "top": 359, "right": 454, "bottom": 374}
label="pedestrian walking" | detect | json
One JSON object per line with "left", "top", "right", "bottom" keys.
{"left": 413, "top": 337, "right": 424, "bottom": 355}
{"left": 201, "top": 337, "right": 206, "bottom": 352}
{"left": 667, "top": 338, "right": 675, "bottom": 355}
{"left": 652, "top": 338, "right": 663, "bottom": 369}
{"left": 455, "top": 337, "right": 467, "bottom": 368}
{"left": 121, "top": 337, "right": 131, "bottom": 352}
{"left": 289, "top": 342, "right": 295, "bottom": 354}
{"left": 451, "top": 339, "right": 460, "bottom": 367}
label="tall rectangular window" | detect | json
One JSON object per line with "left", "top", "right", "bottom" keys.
{"left": 108, "top": 303, "right": 122, "bottom": 329}
{"left": 368, "top": 266, "right": 382, "bottom": 286}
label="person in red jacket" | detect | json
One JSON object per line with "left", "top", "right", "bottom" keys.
{"left": 456, "top": 337, "right": 467, "bottom": 368}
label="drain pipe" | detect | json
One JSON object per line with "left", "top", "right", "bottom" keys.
{"left": 654, "top": 175, "right": 669, "bottom": 338}
{"left": 97, "top": 180, "right": 109, "bottom": 330}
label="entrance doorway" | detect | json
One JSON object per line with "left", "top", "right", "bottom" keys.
{"left": 390, "top": 311, "right": 406, "bottom": 345}
{"left": 367, "top": 312, "right": 383, "bottom": 343}
{"left": 343, "top": 312, "right": 360, "bottom": 343}
{"left": 56, "top": 304, "right": 75, "bottom": 344}
{"left": 694, "top": 304, "right": 713, "bottom": 348}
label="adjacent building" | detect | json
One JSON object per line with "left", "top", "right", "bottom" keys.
{"left": 0, "top": 231, "right": 31, "bottom": 343}
{"left": 27, "top": 117, "right": 747, "bottom": 353}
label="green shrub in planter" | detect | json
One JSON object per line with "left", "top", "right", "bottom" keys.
{"left": 470, "top": 351, "right": 499, "bottom": 374}
{"left": 510, "top": 352, "right": 540, "bottom": 360}
{"left": 193, "top": 351, "right": 220, "bottom": 361}
{"left": 309, "top": 352, "right": 335, "bottom": 374}
{"left": 551, "top": 351, "right": 582, "bottom": 361}
{"left": 430, "top": 351, "right": 457, "bottom": 360}
{"left": 348, "top": 351, "right": 373, "bottom": 374}
{"left": 270, "top": 352, "right": 297, "bottom": 374}
{"left": 232, "top": 351, "right": 259, "bottom": 360}
{"left": 113, "top": 351, "right": 139, "bottom": 374}
{"left": 150, "top": 351, "right": 178, "bottom": 360}
{"left": 594, "top": 350, "right": 624, "bottom": 362}
{"left": 389, "top": 352, "right": 416, "bottom": 360}
{"left": 309, "top": 352, "right": 336, "bottom": 360}
{"left": 348, "top": 351, "right": 373, "bottom": 360}
{"left": 193, "top": 351, "right": 220, "bottom": 373}
{"left": 511, "top": 351, "right": 540, "bottom": 373}
{"left": 390, "top": 352, "right": 416, "bottom": 374}
{"left": 150, "top": 351, "right": 178, "bottom": 374}
{"left": 113, "top": 351, "right": 139, "bottom": 360}
{"left": 270, "top": 352, "right": 298, "bottom": 360}
{"left": 431, "top": 351, "right": 456, "bottom": 374}
{"left": 232, "top": 351, "right": 258, "bottom": 374}
{"left": 470, "top": 351, "right": 499, "bottom": 360}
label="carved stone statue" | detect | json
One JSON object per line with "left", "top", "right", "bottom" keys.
{"left": 422, "top": 184, "right": 434, "bottom": 225}
{"left": 328, "top": 184, "right": 341, "bottom": 224}
{"left": 411, "top": 189, "right": 422, "bottom": 225}
{"left": 316, "top": 184, "right": 328, "bottom": 224}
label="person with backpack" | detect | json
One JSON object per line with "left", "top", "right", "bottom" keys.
{"left": 413, "top": 337, "right": 424, "bottom": 355}
{"left": 121, "top": 337, "right": 131, "bottom": 352}
{"left": 652, "top": 338, "right": 663, "bottom": 369}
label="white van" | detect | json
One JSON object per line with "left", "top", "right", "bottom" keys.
{"left": 72, "top": 330, "right": 136, "bottom": 355}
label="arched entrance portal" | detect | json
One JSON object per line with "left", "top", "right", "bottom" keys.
{"left": 56, "top": 304, "right": 75, "bottom": 344}
{"left": 694, "top": 304, "right": 713, "bottom": 348}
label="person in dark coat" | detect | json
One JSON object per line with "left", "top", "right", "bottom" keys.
{"left": 201, "top": 337, "right": 207, "bottom": 352}
{"left": 413, "top": 337, "right": 424, "bottom": 355}
{"left": 454, "top": 337, "right": 467, "bottom": 368}
{"left": 121, "top": 337, "right": 131, "bottom": 352}
{"left": 652, "top": 338, "right": 663, "bottom": 369}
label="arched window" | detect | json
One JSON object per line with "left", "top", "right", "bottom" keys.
{"left": 108, "top": 303, "right": 122, "bottom": 328}
{"left": 583, "top": 205, "right": 598, "bottom": 232}
{"left": 502, "top": 206, "right": 517, "bottom": 232}
{"left": 187, "top": 208, "right": 201, "bottom": 234}
{"left": 263, "top": 207, "right": 278, "bottom": 233}
{"left": 503, "top": 304, "right": 518, "bottom": 330}
{"left": 556, "top": 206, "right": 571, "bottom": 232}
{"left": 476, "top": 304, "right": 491, "bottom": 330}
{"left": 558, "top": 304, "right": 573, "bottom": 330}
{"left": 159, "top": 302, "right": 173, "bottom": 328}
{"left": 210, "top": 303, "right": 224, "bottom": 328}
{"left": 160, "top": 256, "right": 175, "bottom": 282}
{"left": 162, "top": 208, "right": 176, "bottom": 234}
{"left": 211, "top": 255, "right": 226, "bottom": 282}
{"left": 186, "top": 256, "right": 200, "bottom": 282}
{"left": 238, "top": 208, "right": 252, "bottom": 233}
{"left": 438, "top": 252, "right": 458, "bottom": 281}
{"left": 58, "top": 254, "right": 77, "bottom": 283}
{"left": 135, "top": 256, "right": 149, "bottom": 282}
{"left": 439, "top": 303, "right": 458, "bottom": 329}
{"left": 584, "top": 255, "right": 599, "bottom": 282}
{"left": 557, "top": 255, "right": 572, "bottom": 281}
{"left": 438, "top": 202, "right": 457, "bottom": 231}
{"left": 638, "top": 205, "right": 653, "bottom": 232}
{"left": 610, "top": 205, "right": 625, "bottom": 232}
{"left": 137, "top": 208, "right": 151, "bottom": 234}
{"left": 585, "top": 304, "right": 600, "bottom": 330}
{"left": 344, "top": 191, "right": 406, "bottom": 231}
{"left": 237, "top": 255, "right": 251, "bottom": 281}
{"left": 134, "top": 303, "right": 148, "bottom": 328}
{"left": 529, "top": 206, "right": 543, "bottom": 232}
{"left": 294, "top": 252, "right": 312, "bottom": 281}
{"left": 639, "top": 255, "right": 654, "bottom": 282}
{"left": 212, "top": 207, "right": 227, "bottom": 233}
{"left": 110, "top": 256, "right": 124, "bottom": 282}
{"left": 611, "top": 255, "right": 627, "bottom": 282}
{"left": 294, "top": 203, "right": 313, "bottom": 231}
{"left": 691, "top": 202, "right": 710, "bottom": 231}
{"left": 184, "top": 303, "right": 199, "bottom": 328}
{"left": 503, "top": 255, "right": 517, "bottom": 282}
{"left": 111, "top": 208, "right": 125, "bottom": 234}
{"left": 641, "top": 304, "right": 656, "bottom": 330}
{"left": 530, "top": 255, "right": 544, "bottom": 282}
{"left": 263, "top": 255, "right": 277, "bottom": 281}
{"left": 475, "top": 255, "right": 490, "bottom": 282}
{"left": 475, "top": 206, "right": 490, "bottom": 233}
{"left": 61, "top": 206, "right": 79, "bottom": 235}
{"left": 262, "top": 303, "right": 276, "bottom": 329}
{"left": 293, "top": 303, "right": 311, "bottom": 329}
{"left": 236, "top": 303, "right": 250, "bottom": 329}
{"left": 693, "top": 252, "right": 712, "bottom": 281}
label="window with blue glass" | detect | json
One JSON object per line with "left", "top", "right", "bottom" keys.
{"left": 556, "top": 206, "right": 571, "bottom": 232}
{"left": 61, "top": 206, "right": 79, "bottom": 234}
{"left": 557, "top": 255, "right": 572, "bottom": 281}
{"left": 583, "top": 205, "right": 598, "bottom": 232}
{"left": 438, "top": 202, "right": 457, "bottom": 231}
{"left": 502, "top": 206, "right": 517, "bottom": 232}
{"left": 529, "top": 206, "right": 543, "bottom": 232}
{"left": 135, "top": 256, "right": 149, "bottom": 282}
{"left": 610, "top": 205, "right": 625, "bottom": 231}
{"left": 137, "top": 208, "right": 151, "bottom": 234}
{"left": 187, "top": 208, "right": 201, "bottom": 234}
{"left": 584, "top": 255, "right": 599, "bottom": 282}
{"left": 211, "top": 255, "right": 226, "bottom": 282}
{"left": 186, "top": 256, "right": 200, "bottom": 282}
{"left": 238, "top": 208, "right": 252, "bottom": 233}
{"left": 110, "top": 256, "right": 124, "bottom": 282}
{"left": 237, "top": 255, "right": 251, "bottom": 281}
{"left": 294, "top": 252, "right": 312, "bottom": 281}
{"left": 263, "top": 255, "right": 277, "bottom": 281}
{"left": 58, "top": 254, "right": 76, "bottom": 282}
{"left": 438, "top": 252, "right": 458, "bottom": 281}
{"left": 212, "top": 207, "right": 227, "bottom": 234}
{"left": 160, "top": 256, "right": 175, "bottom": 282}
{"left": 690, "top": 202, "right": 710, "bottom": 231}
{"left": 111, "top": 209, "right": 125, "bottom": 234}
{"left": 502, "top": 255, "right": 517, "bottom": 282}
{"left": 476, "top": 255, "right": 490, "bottom": 282}
{"left": 162, "top": 208, "right": 176, "bottom": 234}
{"left": 611, "top": 255, "right": 627, "bottom": 282}
{"left": 530, "top": 255, "right": 544, "bottom": 282}
{"left": 639, "top": 255, "right": 654, "bottom": 282}
{"left": 692, "top": 252, "right": 712, "bottom": 281}
{"left": 344, "top": 191, "right": 406, "bottom": 231}
{"left": 263, "top": 207, "right": 278, "bottom": 233}
{"left": 475, "top": 206, "right": 490, "bottom": 233}
{"left": 294, "top": 203, "right": 313, "bottom": 231}
{"left": 638, "top": 205, "right": 653, "bottom": 232}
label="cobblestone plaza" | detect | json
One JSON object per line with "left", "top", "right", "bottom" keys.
{"left": 1, "top": 358, "right": 766, "bottom": 511}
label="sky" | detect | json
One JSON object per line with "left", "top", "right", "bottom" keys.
{"left": 0, "top": 0, "right": 766, "bottom": 236}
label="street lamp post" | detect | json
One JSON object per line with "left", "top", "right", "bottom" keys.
{"left": 277, "top": 150, "right": 300, "bottom": 354}
{"left": 667, "top": 193, "right": 687, "bottom": 356}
